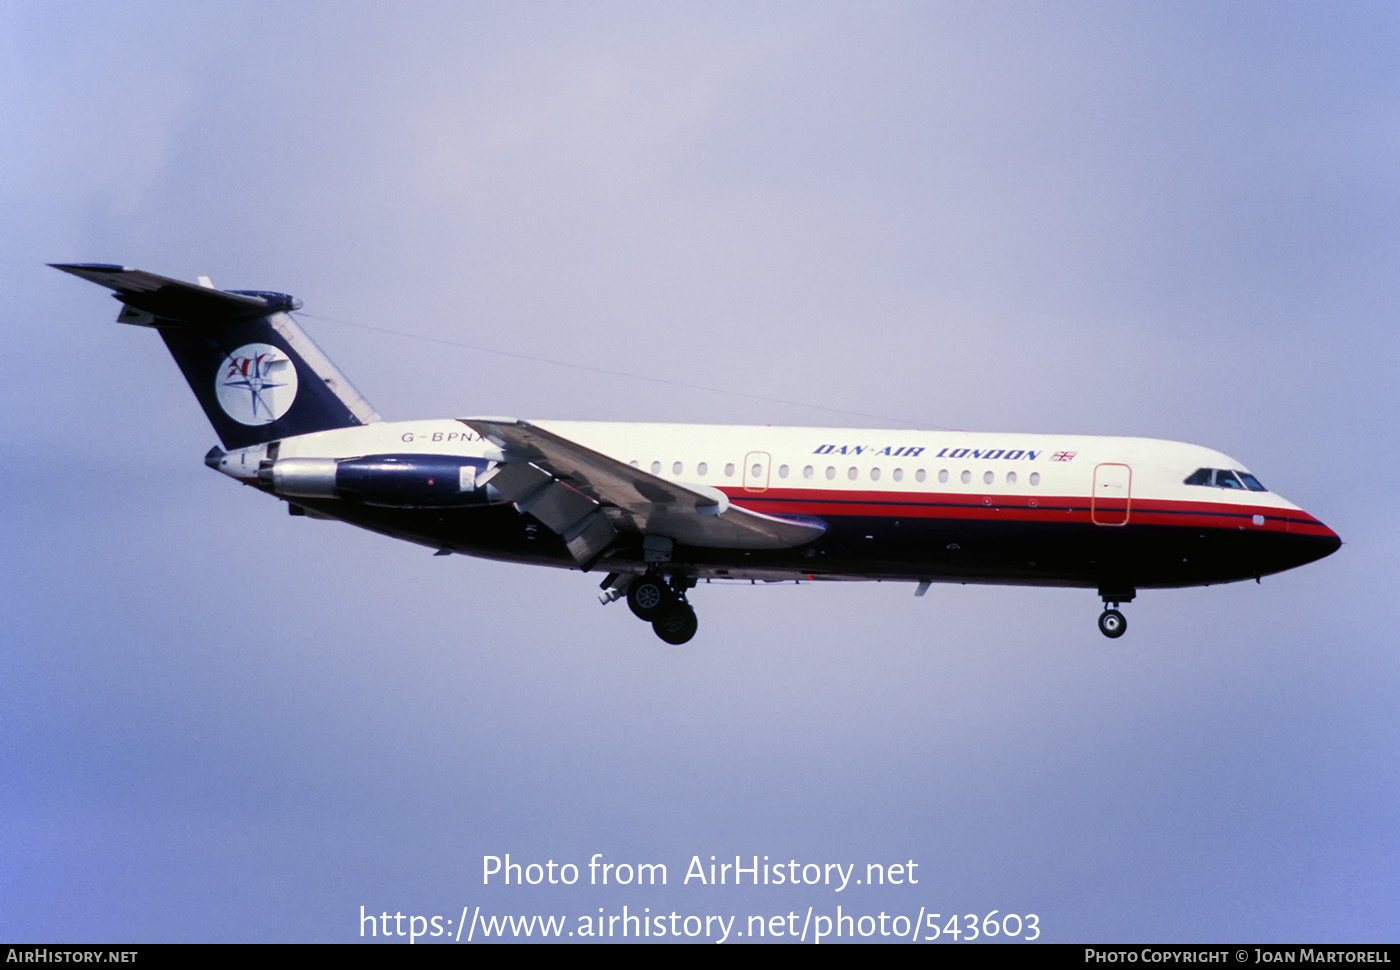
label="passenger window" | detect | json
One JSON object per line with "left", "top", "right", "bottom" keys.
{"left": 803, "top": 465, "right": 814, "bottom": 480}
{"left": 1029, "top": 472, "right": 1040, "bottom": 486}
{"left": 779, "top": 464, "right": 789, "bottom": 479}
{"left": 1006, "top": 471, "right": 1017, "bottom": 485}
{"left": 983, "top": 470, "right": 994, "bottom": 485}
{"left": 725, "top": 463, "right": 735, "bottom": 477}
{"left": 697, "top": 462, "right": 708, "bottom": 476}
{"left": 826, "top": 466, "right": 836, "bottom": 480}
{"left": 938, "top": 469, "right": 949, "bottom": 484}
{"left": 915, "top": 469, "right": 926, "bottom": 483}
{"left": 871, "top": 467, "right": 881, "bottom": 481}
{"left": 651, "top": 461, "right": 662, "bottom": 475}
{"left": 893, "top": 468, "right": 903, "bottom": 482}
{"left": 847, "top": 467, "right": 858, "bottom": 481}
{"left": 672, "top": 461, "right": 683, "bottom": 475}
{"left": 960, "top": 470, "right": 971, "bottom": 485}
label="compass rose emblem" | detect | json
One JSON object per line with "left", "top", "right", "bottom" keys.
{"left": 214, "top": 342, "right": 298, "bottom": 425}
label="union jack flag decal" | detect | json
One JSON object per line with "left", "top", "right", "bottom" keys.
{"left": 1051, "top": 451, "right": 1077, "bottom": 462}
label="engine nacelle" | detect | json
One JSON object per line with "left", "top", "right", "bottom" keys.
{"left": 260, "top": 454, "right": 497, "bottom": 508}
{"left": 262, "top": 457, "right": 338, "bottom": 497}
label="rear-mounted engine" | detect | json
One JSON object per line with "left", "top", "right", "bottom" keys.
{"left": 258, "top": 454, "right": 497, "bottom": 508}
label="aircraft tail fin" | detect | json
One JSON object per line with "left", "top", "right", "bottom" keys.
{"left": 53, "top": 263, "right": 381, "bottom": 450}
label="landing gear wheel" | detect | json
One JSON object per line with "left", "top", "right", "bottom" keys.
{"left": 652, "top": 602, "right": 698, "bottom": 645}
{"left": 1098, "top": 609, "right": 1127, "bottom": 639}
{"left": 627, "top": 575, "right": 672, "bottom": 620}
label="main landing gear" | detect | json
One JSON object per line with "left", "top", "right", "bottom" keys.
{"left": 1097, "top": 587, "right": 1135, "bottom": 639}
{"left": 602, "top": 572, "right": 699, "bottom": 645}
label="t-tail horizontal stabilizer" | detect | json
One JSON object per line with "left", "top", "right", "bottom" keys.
{"left": 53, "top": 263, "right": 380, "bottom": 450}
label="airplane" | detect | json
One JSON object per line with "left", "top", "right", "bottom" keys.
{"left": 54, "top": 263, "right": 1342, "bottom": 645}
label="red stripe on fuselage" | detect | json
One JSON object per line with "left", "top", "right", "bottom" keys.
{"left": 723, "top": 487, "right": 1334, "bottom": 537}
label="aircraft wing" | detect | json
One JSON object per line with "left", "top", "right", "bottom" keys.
{"left": 461, "top": 419, "right": 826, "bottom": 568}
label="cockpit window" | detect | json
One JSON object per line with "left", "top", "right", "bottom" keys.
{"left": 1184, "top": 467, "right": 1269, "bottom": 492}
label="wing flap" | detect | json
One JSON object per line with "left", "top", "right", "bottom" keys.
{"left": 481, "top": 460, "right": 617, "bottom": 568}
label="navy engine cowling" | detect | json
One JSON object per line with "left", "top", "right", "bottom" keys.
{"left": 261, "top": 454, "right": 498, "bottom": 508}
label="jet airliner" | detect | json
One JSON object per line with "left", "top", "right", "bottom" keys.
{"left": 56, "top": 264, "right": 1341, "bottom": 644}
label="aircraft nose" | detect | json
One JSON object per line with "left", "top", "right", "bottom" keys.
{"left": 1286, "top": 512, "right": 1342, "bottom": 568}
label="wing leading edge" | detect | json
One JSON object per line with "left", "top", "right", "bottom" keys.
{"left": 461, "top": 419, "right": 826, "bottom": 568}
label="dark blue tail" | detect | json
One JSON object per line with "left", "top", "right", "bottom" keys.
{"left": 54, "top": 264, "right": 380, "bottom": 450}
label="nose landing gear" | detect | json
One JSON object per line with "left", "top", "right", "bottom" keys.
{"left": 1097, "top": 587, "right": 1134, "bottom": 639}
{"left": 1098, "top": 608, "right": 1127, "bottom": 638}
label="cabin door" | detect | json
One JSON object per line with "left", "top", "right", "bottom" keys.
{"left": 1091, "top": 463, "right": 1132, "bottom": 526}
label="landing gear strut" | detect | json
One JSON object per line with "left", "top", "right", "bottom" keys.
{"left": 606, "top": 572, "right": 700, "bottom": 645}
{"left": 1096, "top": 587, "right": 1134, "bottom": 639}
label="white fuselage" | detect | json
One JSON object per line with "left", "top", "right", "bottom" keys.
{"left": 215, "top": 417, "right": 1338, "bottom": 593}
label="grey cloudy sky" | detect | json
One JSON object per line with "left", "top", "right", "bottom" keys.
{"left": 3, "top": 1, "right": 1395, "bottom": 942}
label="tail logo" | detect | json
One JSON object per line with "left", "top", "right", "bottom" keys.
{"left": 215, "top": 343, "right": 298, "bottom": 426}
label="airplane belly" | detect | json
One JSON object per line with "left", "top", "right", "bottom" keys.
{"left": 656, "top": 501, "right": 1340, "bottom": 591}
{"left": 287, "top": 501, "right": 580, "bottom": 569}
{"left": 280, "top": 485, "right": 1339, "bottom": 599}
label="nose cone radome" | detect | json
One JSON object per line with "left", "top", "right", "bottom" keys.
{"left": 1289, "top": 513, "right": 1342, "bottom": 569}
